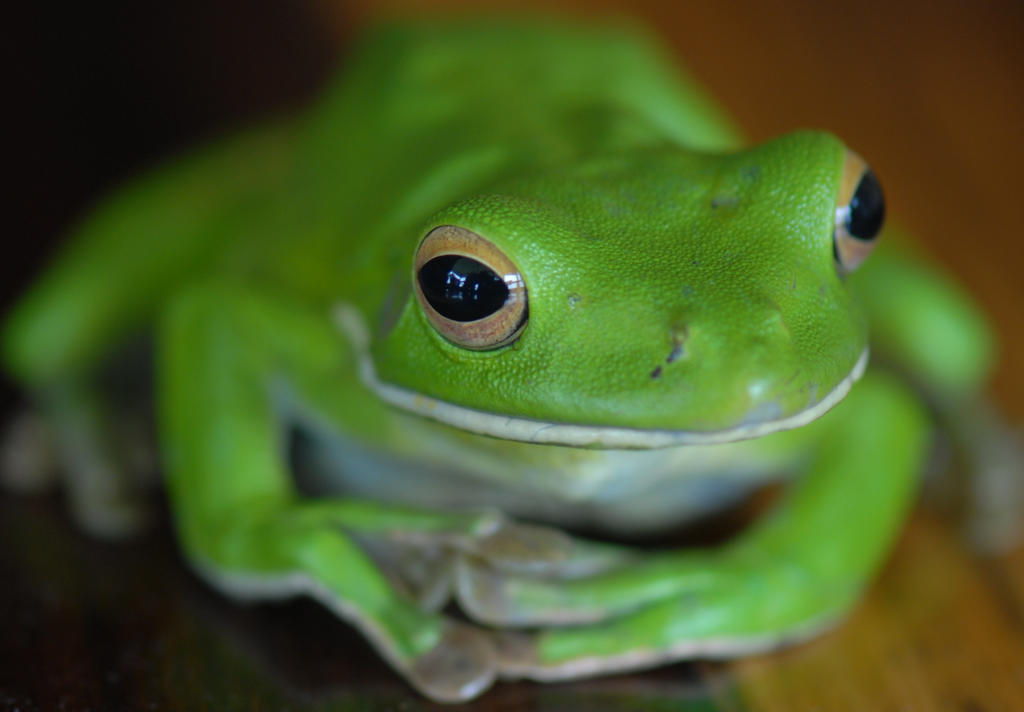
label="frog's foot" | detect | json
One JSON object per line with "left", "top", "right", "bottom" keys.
{"left": 50, "top": 393, "right": 155, "bottom": 539}
{"left": 1, "top": 403, "right": 153, "bottom": 538}
{"left": 1, "top": 408, "right": 60, "bottom": 493}
{"left": 345, "top": 511, "right": 635, "bottom": 696}
{"left": 195, "top": 502, "right": 509, "bottom": 702}
{"left": 355, "top": 510, "right": 632, "bottom": 613}
{"left": 408, "top": 621, "right": 497, "bottom": 702}
{"left": 956, "top": 402, "right": 1024, "bottom": 552}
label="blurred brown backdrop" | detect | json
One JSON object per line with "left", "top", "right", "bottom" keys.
{"left": 3, "top": 1, "right": 1024, "bottom": 710}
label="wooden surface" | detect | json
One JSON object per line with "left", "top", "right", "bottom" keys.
{"left": 3, "top": 2, "right": 1024, "bottom": 710}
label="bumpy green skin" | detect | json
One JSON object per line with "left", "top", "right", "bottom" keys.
{"left": 1, "top": 19, "right": 993, "bottom": 702}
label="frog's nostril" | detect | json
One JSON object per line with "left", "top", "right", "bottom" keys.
{"left": 666, "top": 330, "right": 687, "bottom": 364}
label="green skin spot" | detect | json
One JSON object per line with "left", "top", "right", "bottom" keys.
{"left": 0, "top": 17, "right": 995, "bottom": 703}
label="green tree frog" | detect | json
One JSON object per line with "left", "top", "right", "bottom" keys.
{"left": 0, "top": 17, "right": 1004, "bottom": 702}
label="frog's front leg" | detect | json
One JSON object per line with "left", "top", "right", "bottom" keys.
{"left": 158, "top": 283, "right": 522, "bottom": 702}
{"left": 456, "top": 373, "right": 928, "bottom": 680}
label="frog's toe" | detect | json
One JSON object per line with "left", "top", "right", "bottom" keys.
{"left": 72, "top": 483, "right": 153, "bottom": 539}
{"left": 454, "top": 527, "right": 642, "bottom": 626}
{"left": 494, "top": 630, "right": 539, "bottom": 678}
{"left": 470, "top": 519, "right": 575, "bottom": 574}
{"left": 407, "top": 621, "right": 498, "bottom": 703}
{"left": 63, "top": 447, "right": 154, "bottom": 540}
{"left": 1, "top": 409, "right": 59, "bottom": 493}
{"left": 469, "top": 519, "right": 633, "bottom": 577}
{"left": 454, "top": 558, "right": 515, "bottom": 625}
{"left": 455, "top": 556, "right": 611, "bottom": 626}
{"left": 356, "top": 534, "right": 455, "bottom": 611}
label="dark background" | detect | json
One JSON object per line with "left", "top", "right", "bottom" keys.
{"left": 4, "top": 5, "right": 337, "bottom": 282}
{"left": 3, "top": 2, "right": 338, "bottom": 410}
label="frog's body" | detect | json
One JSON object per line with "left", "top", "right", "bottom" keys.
{"left": 1, "top": 19, "right": 1000, "bottom": 702}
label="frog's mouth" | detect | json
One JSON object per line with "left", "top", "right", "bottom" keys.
{"left": 335, "top": 303, "right": 868, "bottom": 449}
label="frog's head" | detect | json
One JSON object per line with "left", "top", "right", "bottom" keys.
{"left": 353, "top": 130, "right": 884, "bottom": 447}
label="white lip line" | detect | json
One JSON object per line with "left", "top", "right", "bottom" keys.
{"left": 334, "top": 303, "right": 868, "bottom": 449}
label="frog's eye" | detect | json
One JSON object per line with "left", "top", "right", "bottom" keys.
{"left": 414, "top": 225, "right": 528, "bottom": 350}
{"left": 833, "top": 150, "right": 885, "bottom": 273}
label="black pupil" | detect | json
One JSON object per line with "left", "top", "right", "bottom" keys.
{"left": 418, "top": 255, "right": 508, "bottom": 322}
{"left": 847, "top": 169, "right": 885, "bottom": 241}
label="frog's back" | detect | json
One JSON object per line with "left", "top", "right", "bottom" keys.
{"left": 303, "top": 18, "right": 740, "bottom": 167}
{"left": 260, "top": 18, "right": 742, "bottom": 305}
{"left": 3, "top": 18, "right": 739, "bottom": 385}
